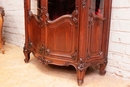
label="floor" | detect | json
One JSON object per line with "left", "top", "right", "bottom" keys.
{"left": 0, "top": 43, "right": 130, "bottom": 87}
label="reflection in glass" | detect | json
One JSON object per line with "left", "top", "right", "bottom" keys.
{"left": 48, "top": 0, "right": 75, "bottom": 20}
{"left": 91, "top": 0, "right": 104, "bottom": 16}
{"left": 95, "top": 0, "right": 100, "bottom": 15}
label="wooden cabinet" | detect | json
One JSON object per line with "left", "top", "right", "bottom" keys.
{"left": 24, "top": 0, "right": 112, "bottom": 85}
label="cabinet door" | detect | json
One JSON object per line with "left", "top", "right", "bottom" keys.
{"left": 44, "top": 0, "right": 78, "bottom": 60}
{"left": 87, "top": 0, "right": 105, "bottom": 60}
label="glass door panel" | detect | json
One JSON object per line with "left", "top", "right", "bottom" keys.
{"left": 91, "top": 0, "right": 104, "bottom": 16}
{"left": 48, "top": 0, "right": 75, "bottom": 20}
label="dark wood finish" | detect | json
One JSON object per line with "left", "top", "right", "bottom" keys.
{"left": 23, "top": 0, "right": 112, "bottom": 85}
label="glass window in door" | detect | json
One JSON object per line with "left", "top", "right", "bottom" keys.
{"left": 91, "top": 0, "right": 104, "bottom": 16}
{"left": 48, "top": 0, "right": 75, "bottom": 20}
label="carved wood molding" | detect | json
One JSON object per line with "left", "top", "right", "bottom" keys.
{"left": 72, "top": 6, "right": 78, "bottom": 28}
{"left": 27, "top": 8, "right": 45, "bottom": 27}
{"left": 44, "top": 7, "right": 49, "bottom": 25}
{"left": 37, "top": 6, "right": 45, "bottom": 28}
{"left": 28, "top": 10, "right": 33, "bottom": 21}
{"left": 39, "top": 44, "right": 45, "bottom": 54}
{"left": 38, "top": 44, "right": 50, "bottom": 55}
{"left": 88, "top": 12, "right": 94, "bottom": 28}
{"left": 25, "top": 39, "right": 33, "bottom": 50}
{"left": 23, "top": 45, "right": 30, "bottom": 53}
{"left": 45, "top": 48, "right": 50, "bottom": 55}
{"left": 38, "top": 57, "right": 52, "bottom": 65}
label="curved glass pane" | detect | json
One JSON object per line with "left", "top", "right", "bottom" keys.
{"left": 48, "top": 0, "right": 75, "bottom": 20}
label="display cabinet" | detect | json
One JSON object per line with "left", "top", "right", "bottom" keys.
{"left": 24, "top": 0, "right": 112, "bottom": 85}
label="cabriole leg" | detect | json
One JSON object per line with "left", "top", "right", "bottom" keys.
{"left": 99, "top": 61, "right": 107, "bottom": 75}
{"left": 77, "top": 69, "right": 86, "bottom": 86}
{"left": 77, "top": 58, "right": 87, "bottom": 86}
{"left": 23, "top": 46, "right": 31, "bottom": 63}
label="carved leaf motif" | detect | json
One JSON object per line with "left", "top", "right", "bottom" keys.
{"left": 38, "top": 57, "right": 52, "bottom": 65}
{"left": 39, "top": 44, "right": 45, "bottom": 54}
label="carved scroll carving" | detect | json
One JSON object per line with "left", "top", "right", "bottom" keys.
{"left": 43, "top": 7, "right": 49, "bottom": 25}
{"left": 28, "top": 10, "right": 33, "bottom": 21}
{"left": 78, "top": 58, "right": 85, "bottom": 71}
{"left": 64, "top": 62, "right": 71, "bottom": 66}
{"left": 39, "top": 44, "right": 45, "bottom": 54}
{"left": 38, "top": 44, "right": 50, "bottom": 55}
{"left": 88, "top": 12, "right": 94, "bottom": 28}
{"left": 72, "top": 6, "right": 78, "bottom": 28}
{"left": 45, "top": 48, "right": 50, "bottom": 55}
{"left": 38, "top": 57, "right": 52, "bottom": 65}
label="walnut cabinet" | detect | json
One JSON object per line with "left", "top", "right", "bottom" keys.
{"left": 23, "top": 0, "right": 112, "bottom": 85}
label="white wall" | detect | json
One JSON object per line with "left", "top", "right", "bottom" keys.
{"left": 107, "top": 0, "right": 130, "bottom": 79}
{"left": 0, "top": 0, "right": 25, "bottom": 47}
{"left": 0, "top": 0, "right": 130, "bottom": 79}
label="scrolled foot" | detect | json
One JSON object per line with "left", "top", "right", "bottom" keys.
{"left": 100, "top": 70, "right": 106, "bottom": 75}
{"left": 99, "top": 60, "right": 107, "bottom": 75}
{"left": 24, "top": 58, "right": 30, "bottom": 63}
{"left": 23, "top": 46, "right": 31, "bottom": 63}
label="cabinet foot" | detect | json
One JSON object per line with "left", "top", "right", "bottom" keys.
{"left": 77, "top": 69, "right": 86, "bottom": 86}
{"left": 78, "top": 79, "right": 83, "bottom": 86}
{"left": 24, "top": 57, "right": 30, "bottom": 63}
{"left": 24, "top": 53, "right": 31, "bottom": 63}
{"left": 23, "top": 47, "right": 31, "bottom": 63}
{"left": 99, "top": 61, "right": 107, "bottom": 75}
{"left": 100, "top": 70, "right": 106, "bottom": 75}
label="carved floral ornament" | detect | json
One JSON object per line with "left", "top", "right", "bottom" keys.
{"left": 78, "top": 58, "right": 85, "bottom": 71}
{"left": 38, "top": 57, "right": 52, "bottom": 65}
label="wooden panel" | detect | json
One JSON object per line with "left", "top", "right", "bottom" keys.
{"left": 29, "top": 16, "right": 42, "bottom": 49}
{"left": 45, "top": 16, "right": 77, "bottom": 58}
{"left": 88, "top": 19, "right": 103, "bottom": 58}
